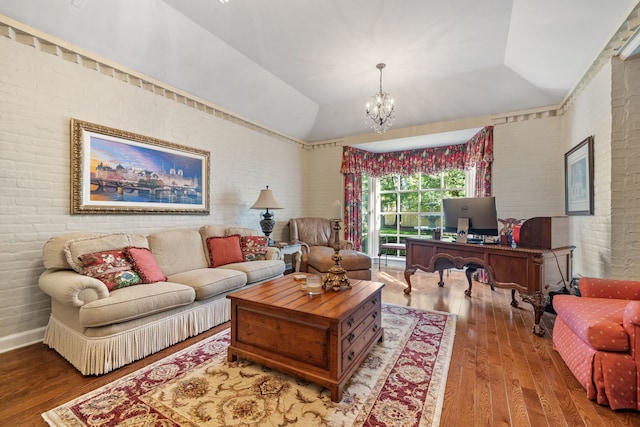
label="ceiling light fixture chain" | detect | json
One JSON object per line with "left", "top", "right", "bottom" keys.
{"left": 365, "top": 63, "right": 395, "bottom": 134}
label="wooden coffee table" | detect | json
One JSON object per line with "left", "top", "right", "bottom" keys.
{"left": 227, "top": 274, "right": 384, "bottom": 402}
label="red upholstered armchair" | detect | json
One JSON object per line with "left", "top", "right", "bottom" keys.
{"left": 552, "top": 278, "right": 640, "bottom": 410}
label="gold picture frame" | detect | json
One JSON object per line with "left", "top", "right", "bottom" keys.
{"left": 71, "top": 119, "right": 210, "bottom": 214}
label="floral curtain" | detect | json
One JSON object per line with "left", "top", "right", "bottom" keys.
{"left": 340, "top": 126, "right": 493, "bottom": 249}
{"left": 343, "top": 173, "right": 362, "bottom": 250}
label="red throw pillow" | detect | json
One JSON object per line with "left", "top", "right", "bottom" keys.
{"left": 240, "top": 235, "right": 268, "bottom": 261}
{"left": 207, "top": 235, "right": 244, "bottom": 267}
{"left": 123, "top": 246, "right": 167, "bottom": 283}
{"left": 78, "top": 249, "right": 141, "bottom": 291}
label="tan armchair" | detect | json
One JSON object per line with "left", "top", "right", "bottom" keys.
{"left": 289, "top": 217, "right": 372, "bottom": 280}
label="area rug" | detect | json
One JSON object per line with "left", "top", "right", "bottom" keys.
{"left": 42, "top": 304, "right": 456, "bottom": 427}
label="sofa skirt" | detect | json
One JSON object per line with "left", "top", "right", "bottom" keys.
{"left": 43, "top": 297, "right": 231, "bottom": 375}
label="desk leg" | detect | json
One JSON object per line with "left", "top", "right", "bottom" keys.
{"left": 437, "top": 270, "right": 445, "bottom": 287}
{"left": 464, "top": 267, "right": 475, "bottom": 297}
{"left": 520, "top": 291, "right": 545, "bottom": 336}
{"left": 403, "top": 268, "right": 415, "bottom": 294}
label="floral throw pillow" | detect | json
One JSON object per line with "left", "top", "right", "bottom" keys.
{"left": 78, "top": 249, "right": 141, "bottom": 291}
{"left": 240, "top": 236, "right": 268, "bottom": 261}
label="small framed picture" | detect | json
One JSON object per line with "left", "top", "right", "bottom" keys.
{"left": 564, "top": 136, "right": 594, "bottom": 215}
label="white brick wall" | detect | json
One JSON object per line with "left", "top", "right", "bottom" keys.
{"left": 611, "top": 55, "right": 640, "bottom": 278}
{"left": 0, "top": 32, "right": 306, "bottom": 350}
{"left": 563, "top": 61, "right": 613, "bottom": 278}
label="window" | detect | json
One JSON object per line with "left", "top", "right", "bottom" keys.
{"left": 364, "top": 170, "right": 466, "bottom": 258}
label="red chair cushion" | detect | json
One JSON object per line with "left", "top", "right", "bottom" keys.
{"left": 553, "top": 295, "right": 629, "bottom": 352}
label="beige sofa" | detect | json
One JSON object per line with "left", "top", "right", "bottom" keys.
{"left": 38, "top": 225, "right": 285, "bottom": 375}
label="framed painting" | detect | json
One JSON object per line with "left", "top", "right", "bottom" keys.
{"left": 71, "top": 119, "right": 210, "bottom": 214}
{"left": 564, "top": 136, "right": 594, "bottom": 215}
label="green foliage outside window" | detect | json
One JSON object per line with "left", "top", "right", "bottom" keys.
{"left": 373, "top": 170, "right": 466, "bottom": 257}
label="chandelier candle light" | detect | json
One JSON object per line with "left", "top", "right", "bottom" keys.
{"left": 250, "top": 186, "right": 283, "bottom": 245}
{"left": 365, "top": 63, "right": 396, "bottom": 133}
{"left": 323, "top": 200, "right": 351, "bottom": 291}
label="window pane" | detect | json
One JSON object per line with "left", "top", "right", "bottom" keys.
{"left": 380, "top": 214, "right": 398, "bottom": 234}
{"left": 443, "top": 189, "right": 465, "bottom": 198}
{"left": 444, "top": 170, "right": 465, "bottom": 188}
{"left": 399, "top": 174, "right": 419, "bottom": 190}
{"left": 380, "top": 175, "right": 398, "bottom": 190}
{"left": 420, "top": 191, "right": 441, "bottom": 212}
{"left": 421, "top": 174, "right": 441, "bottom": 189}
{"left": 400, "top": 213, "right": 419, "bottom": 231}
{"left": 380, "top": 193, "right": 397, "bottom": 212}
{"left": 400, "top": 192, "right": 418, "bottom": 211}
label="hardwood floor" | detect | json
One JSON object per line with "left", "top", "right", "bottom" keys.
{"left": 1, "top": 263, "right": 639, "bottom": 426}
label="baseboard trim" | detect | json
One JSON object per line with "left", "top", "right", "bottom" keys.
{"left": 0, "top": 327, "right": 46, "bottom": 353}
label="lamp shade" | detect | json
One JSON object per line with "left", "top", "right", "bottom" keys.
{"left": 250, "top": 186, "right": 283, "bottom": 210}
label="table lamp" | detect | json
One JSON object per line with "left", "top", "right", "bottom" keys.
{"left": 250, "top": 186, "right": 283, "bottom": 244}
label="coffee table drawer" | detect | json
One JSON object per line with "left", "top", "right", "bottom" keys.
{"left": 235, "top": 306, "right": 330, "bottom": 368}
{"left": 342, "top": 314, "right": 382, "bottom": 371}
{"left": 341, "top": 307, "right": 378, "bottom": 351}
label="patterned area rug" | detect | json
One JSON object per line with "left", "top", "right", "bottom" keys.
{"left": 42, "top": 304, "right": 456, "bottom": 427}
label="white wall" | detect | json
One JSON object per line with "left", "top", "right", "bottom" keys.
{"left": 562, "top": 62, "right": 613, "bottom": 278}
{"left": 492, "top": 117, "right": 564, "bottom": 219}
{"left": 610, "top": 55, "right": 640, "bottom": 278}
{"left": 0, "top": 26, "right": 305, "bottom": 350}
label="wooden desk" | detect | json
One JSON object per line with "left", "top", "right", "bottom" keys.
{"left": 404, "top": 238, "right": 573, "bottom": 336}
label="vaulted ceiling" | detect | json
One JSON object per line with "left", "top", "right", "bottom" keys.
{"left": 1, "top": 0, "right": 639, "bottom": 149}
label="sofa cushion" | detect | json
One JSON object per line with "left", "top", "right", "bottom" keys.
{"left": 147, "top": 229, "right": 209, "bottom": 276}
{"left": 220, "top": 260, "right": 285, "bottom": 284}
{"left": 308, "top": 247, "right": 372, "bottom": 272}
{"left": 240, "top": 235, "right": 268, "bottom": 261}
{"left": 206, "top": 235, "right": 245, "bottom": 267}
{"left": 78, "top": 249, "right": 141, "bottom": 291}
{"left": 226, "top": 226, "right": 262, "bottom": 237}
{"left": 79, "top": 282, "right": 195, "bottom": 327}
{"left": 553, "top": 295, "right": 630, "bottom": 352}
{"left": 199, "top": 224, "right": 229, "bottom": 239}
{"left": 167, "top": 268, "right": 247, "bottom": 300}
{"left": 123, "top": 246, "right": 167, "bottom": 283}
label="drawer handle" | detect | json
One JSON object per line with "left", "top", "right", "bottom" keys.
{"left": 371, "top": 298, "right": 378, "bottom": 305}
{"left": 347, "top": 317, "right": 355, "bottom": 328}
{"left": 372, "top": 324, "right": 379, "bottom": 332}
{"left": 347, "top": 350, "right": 355, "bottom": 361}
{"left": 347, "top": 332, "right": 355, "bottom": 344}
{"left": 372, "top": 311, "right": 378, "bottom": 319}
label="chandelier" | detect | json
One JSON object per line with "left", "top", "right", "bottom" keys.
{"left": 365, "top": 63, "right": 395, "bottom": 133}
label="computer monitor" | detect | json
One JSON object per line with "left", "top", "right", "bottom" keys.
{"left": 442, "top": 196, "right": 499, "bottom": 236}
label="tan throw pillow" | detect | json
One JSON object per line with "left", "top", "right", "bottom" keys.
{"left": 64, "top": 233, "right": 131, "bottom": 273}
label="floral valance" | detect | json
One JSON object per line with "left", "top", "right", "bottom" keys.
{"left": 340, "top": 126, "right": 493, "bottom": 177}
